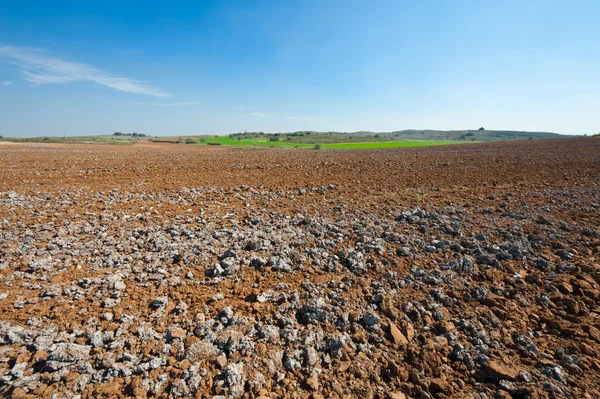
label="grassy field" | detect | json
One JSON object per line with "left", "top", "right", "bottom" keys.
{"left": 174, "top": 135, "right": 460, "bottom": 149}
{"left": 0, "top": 134, "right": 459, "bottom": 149}
{"left": 1, "top": 129, "right": 570, "bottom": 148}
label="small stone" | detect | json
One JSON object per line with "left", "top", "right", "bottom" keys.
{"left": 211, "top": 293, "right": 224, "bottom": 302}
{"left": 216, "top": 354, "right": 228, "bottom": 369}
{"left": 362, "top": 312, "right": 380, "bottom": 327}
{"left": 517, "top": 370, "right": 532, "bottom": 382}
{"left": 305, "top": 372, "right": 319, "bottom": 391}
{"left": 389, "top": 323, "right": 408, "bottom": 348}
{"left": 425, "top": 245, "right": 437, "bottom": 253}
{"left": 486, "top": 360, "right": 520, "bottom": 381}
{"left": 151, "top": 296, "right": 168, "bottom": 309}
{"left": 103, "top": 298, "right": 119, "bottom": 308}
{"left": 10, "top": 362, "right": 27, "bottom": 379}
{"left": 544, "top": 365, "right": 568, "bottom": 383}
{"left": 166, "top": 327, "right": 186, "bottom": 341}
{"left": 401, "top": 321, "right": 415, "bottom": 341}
{"left": 268, "top": 256, "right": 291, "bottom": 272}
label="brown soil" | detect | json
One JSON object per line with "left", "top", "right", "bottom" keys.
{"left": 0, "top": 138, "right": 599, "bottom": 399}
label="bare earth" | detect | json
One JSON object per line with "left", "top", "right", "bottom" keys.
{"left": 0, "top": 138, "right": 599, "bottom": 399}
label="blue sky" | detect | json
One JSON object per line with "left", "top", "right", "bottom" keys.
{"left": 1, "top": 0, "right": 599, "bottom": 136}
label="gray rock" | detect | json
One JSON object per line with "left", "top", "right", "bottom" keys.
{"left": 29, "top": 257, "right": 53, "bottom": 272}
{"left": 212, "top": 293, "right": 224, "bottom": 302}
{"left": 297, "top": 298, "right": 328, "bottom": 325}
{"left": 544, "top": 366, "right": 568, "bottom": 383}
{"left": 90, "top": 331, "right": 104, "bottom": 348}
{"left": 362, "top": 312, "right": 380, "bottom": 327}
{"left": 269, "top": 255, "right": 292, "bottom": 272}
{"left": 151, "top": 296, "right": 169, "bottom": 309}
{"left": 10, "top": 362, "right": 27, "bottom": 379}
{"left": 184, "top": 340, "right": 219, "bottom": 363}
{"left": 219, "top": 306, "right": 236, "bottom": 326}
{"left": 46, "top": 343, "right": 91, "bottom": 371}
{"left": 170, "top": 379, "right": 190, "bottom": 397}
{"left": 258, "top": 325, "right": 280, "bottom": 342}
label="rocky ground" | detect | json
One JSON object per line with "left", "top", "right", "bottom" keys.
{"left": 0, "top": 138, "right": 599, "bottom": 399}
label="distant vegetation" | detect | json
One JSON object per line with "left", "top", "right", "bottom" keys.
{"left": 113, "top": 132, "right": 148, "bottom": 137}
{"left": 0, "top": 135, "right": 138, "bottom": 144}
{"left": 0, "top": 129, "right": 576, "bottom": 149}
{"left": 223, "top": 129, "right": 567, "bottom": 143}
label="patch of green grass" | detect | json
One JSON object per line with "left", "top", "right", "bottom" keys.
{"left": 177, "top": 135, "right": 463, "bottom": 149}
{"left": 187, "top": 136, "right": 460, "bottom": 149}
{"left": 2, "top": 134, "right": 463, "bottom": 150}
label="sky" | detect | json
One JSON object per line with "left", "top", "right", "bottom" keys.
{"left": 0, "top": 0, "right": 599, "bottom": 137}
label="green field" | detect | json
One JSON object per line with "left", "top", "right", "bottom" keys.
{"left": 176, "top": 135, "right": 460, "bottom": 149}
{"left": 0, "top": 134, "right": 459, "bottom": 149}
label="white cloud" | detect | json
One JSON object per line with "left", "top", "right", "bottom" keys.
{"left": 0, "top": 46, "right": 170, "bottom": 98}
{"left": 249, "top": 112, "right": 267, "bottom": 118}
{"left": 1, "top": 80, "right": 11, "bottom": 86}
{"left": 284, "top": 116, "right": 317, "bottom": 121}
{"left": 133, "top": 100, "right": 201, "bottom": 106}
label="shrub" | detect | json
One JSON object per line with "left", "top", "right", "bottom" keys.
{"left": 207, "top": 142, "right": 222, "bottom": 146}
{"left": 313, "top": 143, "right": 322, "bottom": 150}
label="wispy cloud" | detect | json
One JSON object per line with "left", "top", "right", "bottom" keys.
{"left": 249, "top": 112, "right": 267, "bottom": 118}
{"left": 1, "top": 80, "right": 11, "bottom": 86}
{"left": 284, "top": 115, "right": 317, "bottom": 121}
{"left": 0, "top": 46, "right": 170, "bottom": 98}
{"left": 133, "top": 100, "right": 201, "bottom": 107}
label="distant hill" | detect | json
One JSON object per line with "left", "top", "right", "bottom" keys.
{"left": 279, "top": 129, "right": 569, "bottom": 142}
{"left": 384, "top": 129, "right": 567, "bottom": 141}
